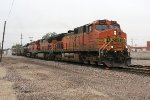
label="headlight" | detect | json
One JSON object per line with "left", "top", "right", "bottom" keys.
{"left": 111, "top": 46, "right": 113, "bottom": 48}
{"left": 126, "top": 46, "right": 128, "bottom": 48}
{"left": 114, "top": 31, "right": 117, "bottom": 35}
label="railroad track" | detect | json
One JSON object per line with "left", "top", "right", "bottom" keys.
{"left": 79, "top": 62, "right": 150, "bottom": 74}
{"left": 122, "top": 65, "right": 150, "bottom": 74}
{"left": 7, "top": 56, "right": 150, "bottom": 75}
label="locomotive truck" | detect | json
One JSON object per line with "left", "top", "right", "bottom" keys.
{"left": 19, "top": 19, "right": 131, "bottom": 67}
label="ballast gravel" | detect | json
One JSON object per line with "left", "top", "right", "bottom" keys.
{"left": 0, "top": 56, "right": 150, "bottom": 100}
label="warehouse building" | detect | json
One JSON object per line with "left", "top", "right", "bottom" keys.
{"left": 129, "top": 41, "right": 150, "bottom": 52}
{"left": 147, "top": 41, "right": 150, "bottom": 50}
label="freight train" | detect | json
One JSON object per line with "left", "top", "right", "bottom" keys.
{"left": 13, "top": 19, "right": 131, "bottom": 67}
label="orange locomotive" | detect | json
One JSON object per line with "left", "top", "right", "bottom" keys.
{"left": 25, "top": 19, "right": 131, "bottom": 67}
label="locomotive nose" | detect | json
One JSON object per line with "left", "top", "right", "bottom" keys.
{"left": 110, "top": 30, "right": 126, "bottom": 51}
{"left": 113, "top": 30, "right": 122, "bottom": 36}
{"left": 114, "top": 30, "right": 117, "bottom": 35}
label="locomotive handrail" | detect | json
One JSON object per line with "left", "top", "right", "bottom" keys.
{"left": 100, "top": 42, "right": 108, "bottom": 50}
{"left": 98, "top": 40, "right": 112, "bottom": 59}
{"left": 99, "top": 43, "right": 107, "bottom": 59}
{"left": 101, "top": 40, "right": 112, "bottom": 51}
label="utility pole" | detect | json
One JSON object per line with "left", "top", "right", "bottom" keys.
{"left": 21, "top": 33, "right": 23, "bottom": 46}
{"left": 0, "top": 21, "right": 7, "bottom": 62}
{"left": 131, "top": 38, "right": 133, "bottom": 47}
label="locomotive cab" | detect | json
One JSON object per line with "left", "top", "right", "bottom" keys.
{"left": 92, "top": 20, "right": 131, "bottom": 67}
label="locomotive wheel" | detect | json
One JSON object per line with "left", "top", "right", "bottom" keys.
{"left": 90, "top": 61, "right": 96, "bottom": 65}
{"left": 125, "top": 59, "right": 131, "bottom": 66}
{"left": 83, "top": 60, "right": 90, "bottom": 65}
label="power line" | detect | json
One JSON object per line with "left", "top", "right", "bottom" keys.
{"left": 7, "top": 0, "right": 15, "bottom": 20}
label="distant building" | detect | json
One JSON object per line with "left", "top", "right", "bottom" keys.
{"left": 128, "top": 41, "right": 150, "bottom": 52}
{"left": 147, "top": 41, "right": 150, "bottom": 51}
{"left": 130, "top": 46, "right": 147, "bottom": 52}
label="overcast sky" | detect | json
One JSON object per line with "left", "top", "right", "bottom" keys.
{"left": 0, "top": 0, "right": 150, "bottom": 48}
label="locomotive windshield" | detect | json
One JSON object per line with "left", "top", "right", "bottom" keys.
{"left": 96, "top": 24, "right": 121, "bottom": 30}
{"left": 109, "top": 24, "right": 120, "bottom": 30}
{"left": 96, "top": 25, "right": 108, "bottom": 30}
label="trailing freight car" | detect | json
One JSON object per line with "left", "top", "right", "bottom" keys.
{"left": 11, "top": 44, "right": 23, "bottom": 56}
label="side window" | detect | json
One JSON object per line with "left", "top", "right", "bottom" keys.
{"left": 78, "top": 26, "right": 83, "bottom": 33}
{"left": 83, "top": 25, "right": 86, "bottom": 33}
{"left": 85, "top": 25, "right": 89, "bottom": 33}
{"left": 88, "top": 24, "right": 92, "bottom": 32}
{"left": 80, "top": 26, "right": 83, "bottom": 33}
{"left": 74, "top": 28, "right": 78, "bottom": 34}
{"left": 78, "top": 27, "right": 81, "bottom": 33}
{"left": 74, "top": 24, "right": 92, "bottom": 34}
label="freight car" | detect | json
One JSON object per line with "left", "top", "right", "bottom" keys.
{"left": 11, "top": 44, "right": 23, "bottom": 55}
{"left": 22, "top": 19, "right": 131, "bottom": 67}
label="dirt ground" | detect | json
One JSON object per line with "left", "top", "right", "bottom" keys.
{"left": 0, "top": 56, "right": 150, "bottom": 100}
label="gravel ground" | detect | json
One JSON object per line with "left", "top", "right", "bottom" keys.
{"left": 0, "top": 56, "right": 150, "bottom": 100}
